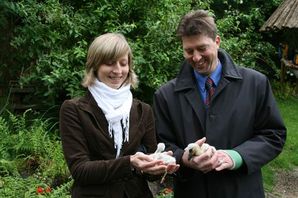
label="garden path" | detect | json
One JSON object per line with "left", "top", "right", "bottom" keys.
{"left": 266, "top": 167, "right": 298, "bottom": 198}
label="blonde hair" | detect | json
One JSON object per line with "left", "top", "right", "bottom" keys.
{"left": 82, "top": 33, "right": 138, "bottom": 88}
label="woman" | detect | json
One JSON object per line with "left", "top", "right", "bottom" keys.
{"left": 59, "top": 33, "right": 178, "bottom": 198}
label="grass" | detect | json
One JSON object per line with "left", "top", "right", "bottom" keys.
{"left": 263, "top": 96, "right": 298, "bottom": 191}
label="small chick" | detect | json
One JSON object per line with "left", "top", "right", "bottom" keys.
{"left": 185, "top": 143, "right": 210, "bottom": 160}
{"left": 152, "top": 143, "right": 176, "bottom": 164}
{"left": 155, "top": 143, "right": 166, "bottom": 154}
{"left": 152, "top": 143, "right": 176, "bottom": 184}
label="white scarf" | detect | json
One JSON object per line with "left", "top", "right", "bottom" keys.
{"left": 88, "top": 79, "right": 132, "bottom": 158}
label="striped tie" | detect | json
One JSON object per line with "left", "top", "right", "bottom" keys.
{"left": 205, "top": 77, "right": 215, "bottom": 105}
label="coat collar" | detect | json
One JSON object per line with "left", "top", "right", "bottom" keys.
{"left": 77, "top": 91, "right": 108, "bottom": 129}
{"left": 77, "top": 90, "right": 100, "bottom": 114}
{"left": 174, "top": 48, "right": 242, "bottom": 92}
{"left": 218, "top": 48, "right": 242, "bottom": 80}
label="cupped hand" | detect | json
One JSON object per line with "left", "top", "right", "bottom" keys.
{"left": 182, "top": 137, "right": 220, "bottom": 173}
{"left": 184, "top": 146, "right": 218, "bottom": 173}
{"left": 130, "top": 151, "right": 180, "bottom": 175}
{"left": 158, "top": 151, "right": 180, "bottom": 174}
{"left": 130, "top": 152, "right": 167, "bottom": 175}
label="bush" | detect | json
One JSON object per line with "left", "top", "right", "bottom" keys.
{"left": 0, "top": 176, "right": 72, "bottom": 198}
{"left": 1, "top": 0, "right": 286, "bottom": 108}
{"left": 0, "top": 0, "right": 202, "bottom": 107}
{"left": 0, "top": 109, "right": 71, "bottom": 197}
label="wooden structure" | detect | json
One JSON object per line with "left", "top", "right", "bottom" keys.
{"left": 260, "top": 0, "right": 298, "bottom": 31}
{"left": 9, "top": 81, "right": 37, "bottom": 113}
{"left": 260, "top": 0, "right": 298, "bottom": 93}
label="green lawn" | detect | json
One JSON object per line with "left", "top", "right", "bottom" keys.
{"left": 263, "top": 97, "right": 298, "bottom": 191}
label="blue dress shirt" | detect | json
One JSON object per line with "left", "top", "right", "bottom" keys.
{"left": 193, "top": 60, "right": 222, "bottom": 103}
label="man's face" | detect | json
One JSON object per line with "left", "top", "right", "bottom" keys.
{"left": 182, "top": 34, "right": 220, "bottom": 76}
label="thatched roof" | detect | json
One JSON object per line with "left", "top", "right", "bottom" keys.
{"left": 260, "top": 0, "right": 298, "bottom": 31}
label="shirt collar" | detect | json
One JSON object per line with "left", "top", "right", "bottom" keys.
{"left": 194, "top": 60, "right": 222, "bottom": 92}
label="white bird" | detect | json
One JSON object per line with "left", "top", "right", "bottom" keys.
{"left": 184, "top": 143, "right": 210, "bottom": 160}
{"left": 155, "top": 142, "right": 166, "bottom": 154}
{"left": 152, "top": 143, "right": 177, "bottom": 184}
{"left": 151, "top": 143, "right": 176, "bottom": 164}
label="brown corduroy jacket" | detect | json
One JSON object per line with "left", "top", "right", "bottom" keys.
{"left": 59, "top": 91, "right": 157, "bottom": 198}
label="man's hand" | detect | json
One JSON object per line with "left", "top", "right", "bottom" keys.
{"left": 182, "top": 137, "right": 219, "bottom": 173}
{"left": 214, "top": 150, "right": 234, "bottom": 171}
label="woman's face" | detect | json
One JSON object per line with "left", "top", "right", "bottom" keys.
{"left": 97, "top": 54, "right": 129, "bottom": 89}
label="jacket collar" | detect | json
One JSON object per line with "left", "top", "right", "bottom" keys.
{"left": 175, "top": 48, "right": 242, "bottom": 92}
{"left": 218, "top": 48, "right": 242, "bottom": 80}
{"left": 77, "top": 90, "right": 102, "bottom": 114}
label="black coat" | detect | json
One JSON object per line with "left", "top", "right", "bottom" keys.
{"left": 153, "top": 49, "right": 286, "bottom": 198}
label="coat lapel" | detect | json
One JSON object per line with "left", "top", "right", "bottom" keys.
{"left": 213, "top": 49, "right": 243, "bottom": 101}
{"left": 175, "top": 61, "right": 206, "bottom": 131}
{"left": 77, "top": 91, "right": 138, "bottom": 157}
{"left": 185, "top": 89, "right": 206, "bottom": 132}
{"left": 78, "top": 91, "right": 111, "bottom": 139}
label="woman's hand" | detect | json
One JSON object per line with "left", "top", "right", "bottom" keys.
{"left": 130, "top": 152, "right": 179, "bottom": 175}
{"left": 152, "top": 150, "right": 180, "bottom": 174}
{"left": 130, "top": 152, "right": 166, "bottom": 175}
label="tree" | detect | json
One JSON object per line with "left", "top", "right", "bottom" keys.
{"left": 0, "top": 0, "right": 282, "bottom": 112}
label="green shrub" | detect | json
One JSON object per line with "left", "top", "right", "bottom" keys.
{"left": 0, "top": 176, "right": 72, "bottom": 198}
{"left": 217, "top": 7, "right": 279, "bottom": 79}
{"left": 0, "top": 110, "right": 70, "bottom": 197}
{"left": 1, "top": 0, "right": 287, "bottom": 107}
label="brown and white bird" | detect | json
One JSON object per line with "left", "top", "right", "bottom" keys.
{"left": 184, "top": 143, "right": 210, "bottom": 160}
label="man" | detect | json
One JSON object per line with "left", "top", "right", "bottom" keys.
{"left": 153, "top": 9, "right": 286, "bottom": 198}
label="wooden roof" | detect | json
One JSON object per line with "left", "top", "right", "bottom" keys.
{"left": 260, "top": 0, "right": 298, "bottom": 31}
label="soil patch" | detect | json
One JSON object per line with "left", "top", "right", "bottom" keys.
{"left": 266, "top": 168, "right": 298, "bottom": 198}
{"left": 150, "top": 168, "right": 298, "bottom": 197}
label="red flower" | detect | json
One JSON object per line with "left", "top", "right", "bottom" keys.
{"left": 161, "top": 187, "right": 173, "bottom": 195}
{"left": 165, "top": 187, "right": 173, "bottom": 194}
{"left": 36, "top": 186, "right": 44, "bottom": 194}
{"left": 45, "top": 186, "right": 52, "bottom": 193}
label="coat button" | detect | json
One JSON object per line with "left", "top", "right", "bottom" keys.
{"left": 209, "top": 114, "right": 215, "bottom": 120}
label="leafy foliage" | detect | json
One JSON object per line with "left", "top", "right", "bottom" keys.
{"left": 0, "top": 110, "right": 70, "bottom": 197}
{"left": 1, "top": 0, "right": 285, "bottom": 108}
{"left": 1, "top": 0, "right": 194, "bottom": 106}
{"left": 0, "top": 176, "right": 72, "bottom": 197}
{"left": 0, "top": 0, "right": 294, "bottom": 196}
{"left": 215, "top": 2, "right": 280, "bottom": 79}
